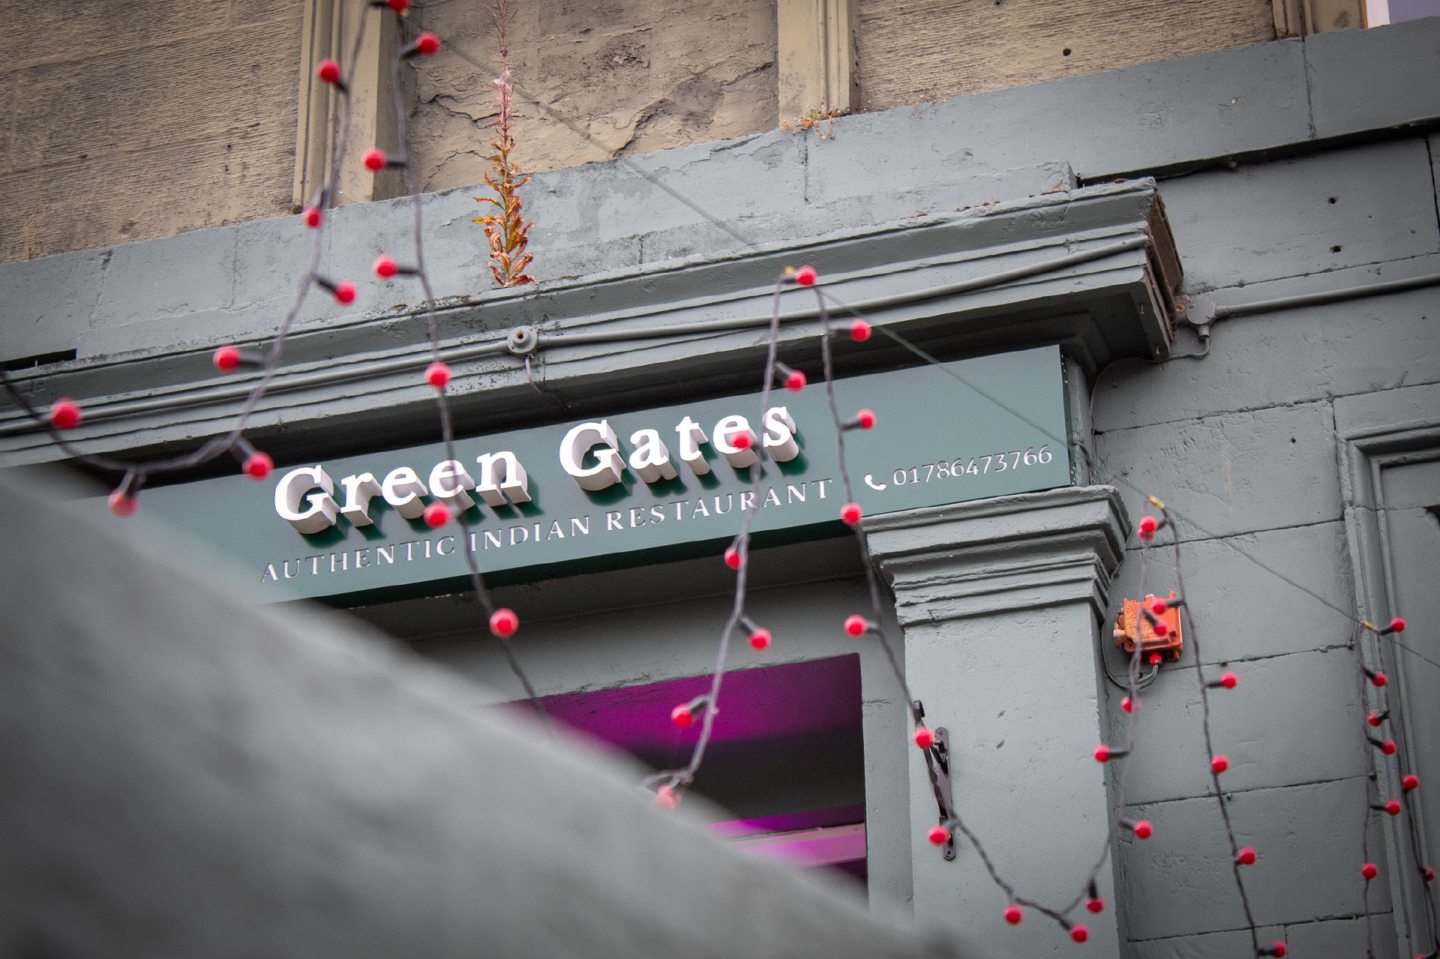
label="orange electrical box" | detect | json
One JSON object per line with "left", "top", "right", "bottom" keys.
{"left": 1113, "top": 593, "right": 1184, "bottom": 662}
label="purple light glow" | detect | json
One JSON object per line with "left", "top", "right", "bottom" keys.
{"left": 529, "top": 655, "right": 863, "bottom": 754}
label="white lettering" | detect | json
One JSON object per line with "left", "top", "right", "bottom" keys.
{"left": 560, "top": 421, "right": 625, "bottom": 491}
{"left": 428, "top": 461, "right": 476, "bottom": 512}
{"left": 675, "top": 416, "right": 711, "bottom": 476}
{"left": 762, "top": 406, "right": 800, "bottom": 462}
{"left": 712, "top": 414, "right": 758, "bottom": 469}
{"left": 627, "top": 428, "right": 678, "bottom": 483}
{"left": 275, "top": 466, "right": 339, "bottom": 534}
{"left": 338, "top": 472, "right": 382, "bottom": 527}
{"left": 381, "top": 467, "right": 429, "bottom": 519}
{"left": 475, "top": 451, "right": 531, "bottom": 506}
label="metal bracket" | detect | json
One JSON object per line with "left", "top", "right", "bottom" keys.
{"left": 913, "top": 700, "right": 956, "bottom": 861}
{"left": 932, "top": 726, "right": 956, "bottom": 861}
{"left": 506, "top": 326, "right": 539, "bottom": 356}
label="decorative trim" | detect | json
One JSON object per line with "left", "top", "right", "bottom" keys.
{"left": 1337, "top": 383, "right": 1440, "bottom": 959}
{"left": 294, "top": 0, "right": 342, "bottom": 210}
{"left": 778, "top": 0, "right": 858, "bottom": 120}
{"left": 865, "top": 485, "right": 1129, "bottom": 623}
{"left": 0, "top": 181, "right": 1180, "bottom": 466}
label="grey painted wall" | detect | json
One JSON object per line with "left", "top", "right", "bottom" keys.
{"left": 3, "top": 14, "right": 1439, "bottom": 959}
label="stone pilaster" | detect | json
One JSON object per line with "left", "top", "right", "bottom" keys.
{"left": 866, "top": 486, "right": 1129, "bottom": 955}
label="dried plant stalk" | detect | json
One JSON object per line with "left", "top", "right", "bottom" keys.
{"left": 472, "top": 0, "right": 535, "bottom": 287}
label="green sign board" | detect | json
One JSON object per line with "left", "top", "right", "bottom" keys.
{"left": 117, "top": 346, "right": 1071, "bottom": 602}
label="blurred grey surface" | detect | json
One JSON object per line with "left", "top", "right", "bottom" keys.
{"left": 0, "top": 473, "right": 960, "bottom": 959}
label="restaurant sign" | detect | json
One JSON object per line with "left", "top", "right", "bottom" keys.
{"left": 115, "top": 346, "right": 1071, "bottom": 602}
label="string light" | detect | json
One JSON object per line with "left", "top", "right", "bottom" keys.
{"left": 488, "top": 607, "right": 519, "bottom": 638}
{"left": 312, "top": 274, "right": 357, "bottom": 304}
{"left": 416, "top": 50, "right": 1439, "bottom": 943}
{"left": 423, "top": 501, "right": 450, "bottom": 528}
{"left": 774, "top": 362, "right": 806, "bottom": 392}
{"left": 49, "top": 398, "right": 81, "bottom": 430}
{"left": 425, "top": 361, "right": 451, "bottom": 389}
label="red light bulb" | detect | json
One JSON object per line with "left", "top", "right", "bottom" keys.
{"left": 748, "top": 628, "right": 771, "bottom": 651}
{"left": 1237, "top": 847, "right": 1257, "bottom": 865}
{"left": 1368, "top": 710, "right": 1384, "bottom": 728}
{"left": 1424, "top": 866, "right": 1435, "bottom": 883}
{"left": 1152, "top": 620, "right": 1169, "bottom": 638}
{"left": 1404, "top": 774, "right": 1420, "bottom": 792}
{"left": 1148, "top": 652, "right": 1162, "bottom": 666}
{"left": 857, "top": 408, "right": 876, "bottom": 429}
{"left": 1389, "top": 617, "right": 1406, "bottom": 633}
{"left": 415, "top": 31, "right": 441, "bottom": 55}
{"left": 1382, "top": 739, "right": 1398, "bottom": 755}
{"left": 243, "top": 451, "right": 273, "bottom": 480}
{"left": 840, "top": 502, "right": 863, "bottom": 525}
{"left": 1094, "top": 744, "right": 1113, "bottom": 763}
{"left": 213, "top": 345, "right": 241, "bottom": 372}
{"left": 927, "top": 824, "right": 948, "bottom": 845}
{"left": 1086, "top": 897, "right": 1104, "bottom": 914}
{"left": 850, "top": 318, "right": 872, "bottom": 341}
{"left": 1003, "top": 905, "right": 1023, "bottom": 925}
{"left": 1070, "top": 924, "right": 1089, "bottom": 943}
{"left": 914, "top": 726, "right": 935, "bottom": 749}
{"left": 1121, "top": 696, "right": 1135, "bottom": 713}
{"left": 426, "top": 361, "right": 451, "bottom": 389}
{"left": 785, "top": 369, "right": 806, "bottom": 391}
{"left": 844, "top": 614, "right": 868, "bottom": 637}
{"left": 1133, "top": 820, "right": 1153, "bottom": 839}
{"left": 489, "top": 607, "right": 519, "bottom": 638}
{"left": 423, "top": 501, "right": 450, "bottom": 528}
{"left": 723, "top": 546, "right": 742, "bottom": 570}
{"left": 1137, "top": 515, "right": 1159, "bottom": 539}
{"left": 794, "top": 264, "right": 817, "bottom": 286}
{"left": 1270, "top": 943, "right": 1287, "bottom": 958}
{"left": 49, "top": 398, "right": 81, "bottom": 430}
{"left": 1150, "top": 597, "right": 1168, "bottom": 614}
{"left": 1385, "top": 800, "right": 1402, "bottom": 816}
{"left": 671, "top": 704, "right": 695, "bottom": 729}
{"left": 1362, "top": 862, "right": 1379, "bottom": 880}
{"left": 363, "top": 149, "right": 387, "bottom": 171}
{"left": 302, "top": 206, "right": 322, "bottom": 228}
{"left": 333, "top": 280, "right": 357, "bottom": 304}
{"left": 732, "top": 431, "right": 752, "bottom": 450}
{"left": 374, "top": 254, "right": 398, "bottom": 278}
{"left": 1374, "top": 671, "right": 1389, "bottom": 687}
{"left": 1219, "top": 672, "right": 1238, "bottom": 689}
{"left": 108, "top": 490, "right": 137, "bottom": 517}
{"left": 1211, "top": 755, "right": 1230, "bottom": 774}
{"left": 316, "top": 59, "right": 341, "bottom": 84}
